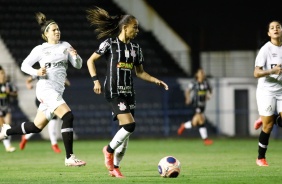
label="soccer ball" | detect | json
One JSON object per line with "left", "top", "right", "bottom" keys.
{"left": 158, "top": 156, "right": 181, "bottom": 178}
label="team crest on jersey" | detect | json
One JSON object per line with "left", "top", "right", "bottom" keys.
{"left": 118, "top": 102, "right": 127, "bottom": 111}
{"left": 130, "top": 49, "right": 136, "bottom": 57}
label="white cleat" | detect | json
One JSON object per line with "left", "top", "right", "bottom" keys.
{"left": 6, "top": 146, "right": 16, "bottom": 153}
{"left": 65, "top": 154, "right": 86, "bottom": 167}
{"left": 0, "top": 124, "right": 11, "bottom": 140}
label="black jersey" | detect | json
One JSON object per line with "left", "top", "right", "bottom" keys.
{"left": 0, "top": 82, "right": 15, "bottom": 111}
{"left": 188, "top": 79, "right": 212, "bottom": 108}
{"left": 95, "top": 37, "right": 144, "bottom": 99}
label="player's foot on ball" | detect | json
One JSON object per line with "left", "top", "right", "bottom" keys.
{"left": 254, "top": 117, "right": 262, "bottom": 130}
{"left": 256, "top": 158, "right": 268, "bottom": 166}
{"left": 109, "top": 168, "right": 125, "bottom": 178}
{"left": 103, "top": 146, "right": 114, "bottom": 171}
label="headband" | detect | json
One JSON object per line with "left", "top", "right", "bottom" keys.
{"left": 44, "top": 22, "right": 56, "bottom": 33}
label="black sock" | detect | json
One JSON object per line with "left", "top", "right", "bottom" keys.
{"left": 258, "top": 131, "right": 270, "bottom": 159}
{"left": 7, "top": 122, "right": 41, "bottom": 135}
{"left": 61, "top": 111, "right": 74, "bottom": 159}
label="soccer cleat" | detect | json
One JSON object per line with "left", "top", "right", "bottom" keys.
{"left": 103, "top": 146, "right": 114, "bottom": 171}
{"left": 256, "top": 158, "right": 269, "bottom": 166}
{"left": 254, "top": 118, "right": 262, "bottom": 130}
{"left": 19, "top": 135, "right": 28, "bottom": 150}
{"left": 0, "top": 124, "right": 11, "bottom": 140}
{"left": 204, "top": 138, "right": 213, "bottom": 145}
{"left": 51, "top": 144, "right": 61, "bottom": 153}
{"left": 109, "top": 168, "right": 125, "bottom": 178}
{"left": 65, "top": 154, "right": 86, "bottom": 167}
{"left": 177, "top": 123, "right": 185, "bottom": 135}
{"left": 6, "top": 146, "right": 16, "bottom": 153}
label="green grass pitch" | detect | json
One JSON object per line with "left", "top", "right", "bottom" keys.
{"left": 1, "top": 138, "right": 282, "bottom": 184}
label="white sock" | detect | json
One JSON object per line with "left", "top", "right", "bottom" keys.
{"left": 3, "top": 136, "right": 11, "bottom": 148}
{"left": 114, "top": 138, "right": 129, "bottom": 167}
{"left": 109, "top": 127, "right": 131, "bottom": 150}
{"left": 199, "top": 127, "right": 208, "bottom": 139}
{"left": 24, "top": 133, "right": 34, "bottom": 140}
{"left": 184, "top": 121, "right": 192, "bottom": 129}
{"left": 48, "top": 119, "right": 57, "bottom": 145}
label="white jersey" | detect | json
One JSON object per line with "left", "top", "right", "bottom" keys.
{"left": 21, "top": 41, "right": 82, "bottom": 94}
{"left": 255, "top": 41, "right": 282, "bottom": 93}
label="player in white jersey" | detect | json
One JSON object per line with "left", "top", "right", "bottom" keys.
{"left": 254, "top": 20, "right": 282, "bottom": 166}
{"left": 0, "top": 12, "right": 86, "bottom": 166}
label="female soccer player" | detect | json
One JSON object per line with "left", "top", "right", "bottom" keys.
{"left": 254, "top": 20, "right": 282, "bottom": 166}
{"left": 0, "top": 66, "right": 16, "bottom": 152}
{"left": 0, "top": 12, "right": 86, "bottom": 166}
{"left": 177, "top": 68, "right": 213, "bottom": 145}
{"left": 86, "top": 6, "right": 169, "bottom": 177}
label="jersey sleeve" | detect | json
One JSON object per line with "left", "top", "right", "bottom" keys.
{"left": 255, "top": 44, "right": 267, "bottom": 67}
{"left": 63, "top": 41, "right": 83, "bottom": 69}
{"left": 135, "top": 45, "right": 144, "bottom": 66}
{"left": 21, "top": 45, "right": 42, "bottom": 76}
{"left": 95, "top": 38, "right": 111, "bottom": 55}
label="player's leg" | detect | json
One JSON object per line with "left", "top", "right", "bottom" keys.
{"left": 54, "top": 103, "right": 85, "bottom": 166}
{"left": 48, "top": 116, "right": 61, "bottom": 153}
{"left": 194, "top": 113, "right": 213, "bottom": 145}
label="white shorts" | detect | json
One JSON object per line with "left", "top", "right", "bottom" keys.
{"left": 36, "top": 88, "right": 65, "bottom": 121}
{"left": 256, "top": 87, "right": 282, "bottom": 116}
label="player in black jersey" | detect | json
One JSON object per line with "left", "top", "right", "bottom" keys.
{"left": 0, "top": 66, "right": 17, "bottom": 152}
{"left": 86, "top": 6, "right": 169, "bottom": 178}
{"left": 177, "top": 68, "right": 213, "bottom": 145}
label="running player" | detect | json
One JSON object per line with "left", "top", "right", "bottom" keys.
{"left": 254, "top": 20, "right": 282, "bottom": 166}
{"left": 86, "top": 6, "right": 169, "bottom": 177}
{"left": 177, "top": 68, "right": 213, "bottom": 145}
{"left": 0, "top": 12, "right": 86, "bottom": 166}
{"left": 0, "top": 66, "right": 16, "bottom": 152}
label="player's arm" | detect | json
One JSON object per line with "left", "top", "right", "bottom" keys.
{"left": 134, "top": 64, "right": 168, "bottom": 90}
{"left": 87, "top": 52, "right": 102, "bottom": 94}
{"left": 254, "top": 65, "right": 282, "bottom": 78}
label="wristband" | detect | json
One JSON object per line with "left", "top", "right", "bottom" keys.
{"left": 92, "top": 75, "right": 99, "bottom": 81}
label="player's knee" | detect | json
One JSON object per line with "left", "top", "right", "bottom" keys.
{"left": 61, "top": 111, "right": 74, "bottom": 128}
{"left": 123, "top": 122, "right": 136, "bottom": 133}
{"left": 29, "top": 123, "right": 41, "bottom": 133}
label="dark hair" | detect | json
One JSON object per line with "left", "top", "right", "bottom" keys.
{"left": 35, "top": 12, "right": 57, "bottom": 41}
{"left": 0, "top": 65, "right": 2, "bottom": 70}
{"left": 86, "top": 6, "right": 136, "bottom": 39}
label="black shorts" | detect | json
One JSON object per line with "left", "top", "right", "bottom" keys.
{"left": 0, "top": 107, "right": 10, "bottom": 117}
{"left": 107, "top": 95, "right": 136, "bottom": 121}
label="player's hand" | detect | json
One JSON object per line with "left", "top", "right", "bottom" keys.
{"left": 93, "top": 80, "right": 102, "bottom": 94}
{"left": 37, "top": 67, "right": 47, "bottom": 76}
{"left": 155, "top": 80, "right": 169, "bottom": 90}
{"left": 68, "top": 47, "right": 78, "bottom": 58}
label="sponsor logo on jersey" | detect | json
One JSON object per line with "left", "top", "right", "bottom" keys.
{"left": 45, "top": 61, "right": 67, "bottom": 68}
{"left": 117, "top": 62, "right": 133, "bottom": 69}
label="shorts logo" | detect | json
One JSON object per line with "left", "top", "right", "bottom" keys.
{"left": 118, "top": 102, "right": 127, "bottom": 111}
{"left": 265, "top": 105, "right": 272, "bottom": 112}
